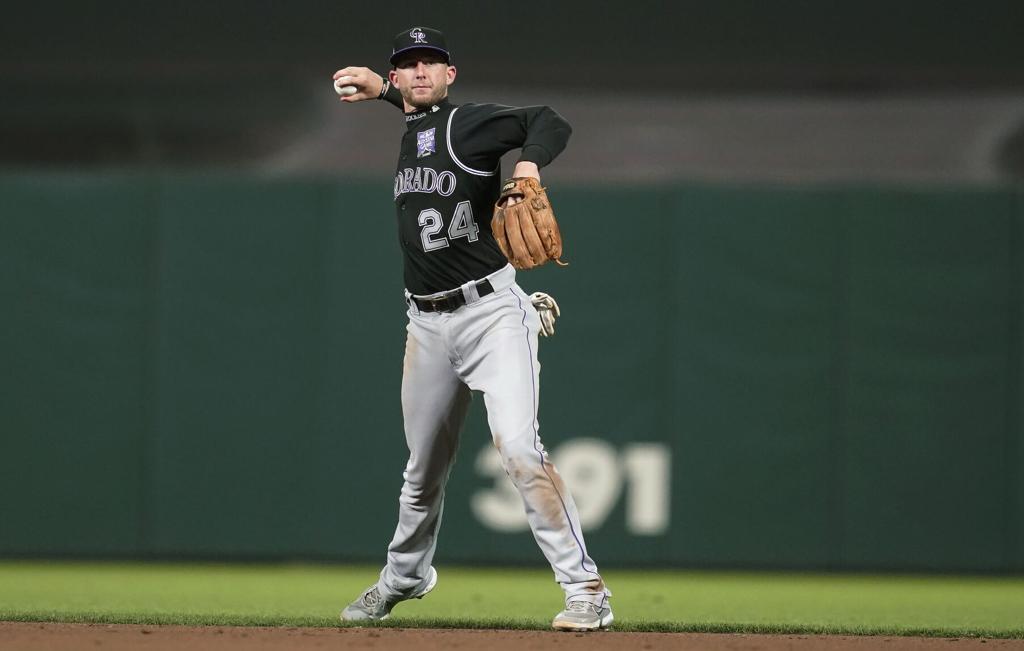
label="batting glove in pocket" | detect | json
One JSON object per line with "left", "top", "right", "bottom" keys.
{"left": 529, "top": 291, "right": 561, "bottom": 337}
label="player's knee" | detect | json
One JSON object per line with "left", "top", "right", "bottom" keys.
{"left": 399, "top": 481, "right": 444, "bottom": 508}
{"left": 496, "top": 441, "right": 550, "bottom": 486}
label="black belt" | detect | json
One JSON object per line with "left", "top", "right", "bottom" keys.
{"left": 411, "top": 279, "right": 495, "bottom": 313}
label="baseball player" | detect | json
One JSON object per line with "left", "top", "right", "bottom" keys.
{"left": 331, "top": 27, "right": 612, "bottom": 631}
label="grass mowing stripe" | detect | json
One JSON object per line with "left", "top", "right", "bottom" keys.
{"left": 1, "top": 562, "right": 1022, "bottom": 638}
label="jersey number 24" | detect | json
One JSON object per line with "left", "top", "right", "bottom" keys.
{"left": 418, "top": 201, "right": 480, "bottom": 252}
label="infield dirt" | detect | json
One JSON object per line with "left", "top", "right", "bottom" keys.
{"left": 2, "top": 623, "right": 1022, "bottom": 650}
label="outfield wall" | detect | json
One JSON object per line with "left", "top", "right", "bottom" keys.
{"left": 1, "top": 174, "right": 1021, "bottom": 571}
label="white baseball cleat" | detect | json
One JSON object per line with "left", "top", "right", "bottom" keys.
{"left": 340, "top": 566, "right": 438, "bottom": 622}
{"left": 551, "top": 600, "right": 614, "bottom": 631}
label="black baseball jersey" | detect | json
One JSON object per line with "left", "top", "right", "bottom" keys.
{"left": 390, "top": 97, "right": 571, "bottom": 295}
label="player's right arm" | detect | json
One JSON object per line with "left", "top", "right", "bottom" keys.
{"left": 331, "top": 66, "right": 404, "bottom": 109}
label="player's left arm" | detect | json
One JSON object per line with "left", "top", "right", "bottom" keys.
{"left": 450, "top": 104, "right": 573, "bottom": 179}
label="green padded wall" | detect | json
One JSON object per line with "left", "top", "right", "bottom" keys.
{"left": 1, "top": 175, "right": 1020, "bottom": 570}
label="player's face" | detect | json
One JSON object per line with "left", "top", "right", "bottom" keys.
{"left": 389, "top": 51, "right": 456, "bottom": 109}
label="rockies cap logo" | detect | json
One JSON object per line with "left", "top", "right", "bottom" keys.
{"left": 390, "top": 26, "right": 450, "bottom": 65}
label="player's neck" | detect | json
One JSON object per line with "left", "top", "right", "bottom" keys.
{"left": 403, "top": 95, "right": 450, "bottom": 115}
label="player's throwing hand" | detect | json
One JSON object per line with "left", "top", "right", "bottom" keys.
{"left": 331, "top": 66, "right": 386, "bottom": 103}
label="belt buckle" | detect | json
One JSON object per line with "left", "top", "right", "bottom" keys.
{"left": 428, "top": 295, "right": 447, "bottom": 311}
{"left": 425, "top": 292, "right": 452, "bottom": 312}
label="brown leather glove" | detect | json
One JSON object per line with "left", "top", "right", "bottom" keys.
{"left": 491, "top": 177, "right": 567, "bottom": 270}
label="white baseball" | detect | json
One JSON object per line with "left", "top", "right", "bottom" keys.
{"left": 334, "top": 77, "right": 358, "bottom": 97}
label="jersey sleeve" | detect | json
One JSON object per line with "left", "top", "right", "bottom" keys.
{"left": 449, "top": 103, "right": 572, "bottom": 173}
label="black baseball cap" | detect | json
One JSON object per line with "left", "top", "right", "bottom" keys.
{"left": 390, "top": 26, "right": 451, "bottom": 65}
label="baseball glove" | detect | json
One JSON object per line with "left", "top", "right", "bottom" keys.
{"left": 491, "top": 177, "right": 567, "bottom": 270}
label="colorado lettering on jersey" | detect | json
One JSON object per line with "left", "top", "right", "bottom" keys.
{"left": 394, "top": 166, "right": 457, "bottom": 200}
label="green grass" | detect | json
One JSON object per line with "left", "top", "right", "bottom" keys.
{"left": 0, "top": 562, "right": 1022, "bottom": 638}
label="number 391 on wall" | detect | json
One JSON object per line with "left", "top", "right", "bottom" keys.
{"left": 471, "top": 439, "right": 671, "bottom": 535}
